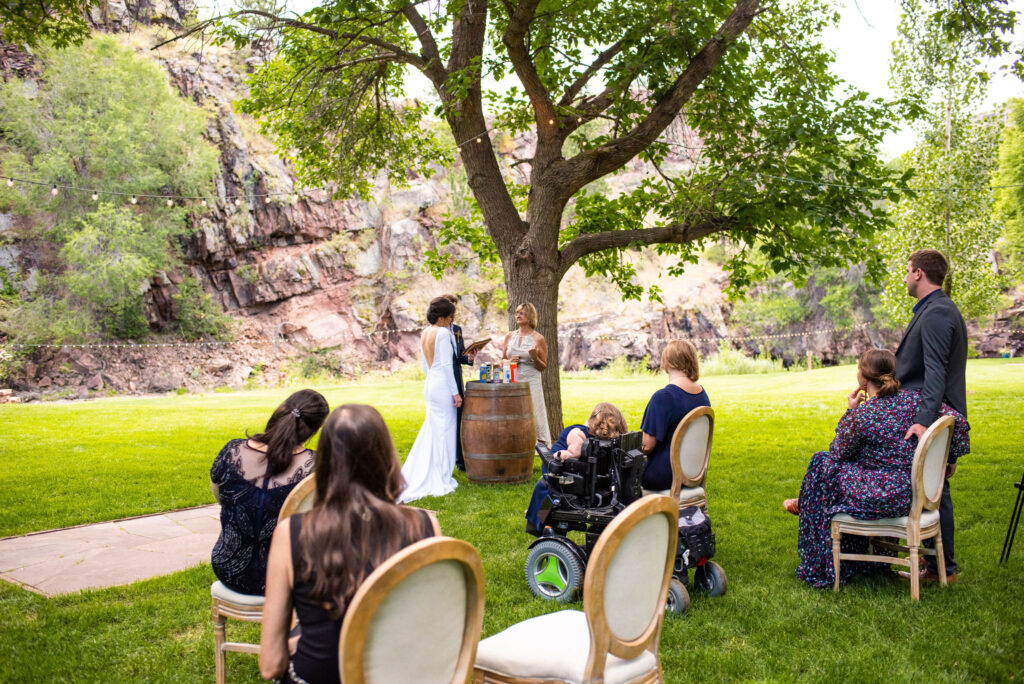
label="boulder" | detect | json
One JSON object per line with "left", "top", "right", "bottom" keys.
{"left": 206, "top": 358, "right": 234, "bottom": 374}
{"left": 70, "top": 352, "right": 103, "bottom": 374}
{"left": 86, "top": 373, "right": 104, "bottom": 391}
{"left": 149, "top": 371, "right": 185, "bottom": 393}
{"left": 38, "top": 376, "right": 52, "bottom": 389}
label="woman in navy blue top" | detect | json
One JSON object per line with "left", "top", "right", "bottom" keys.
{"left": 525, "top": 403, "right": 627, "bottom": 534}
{"left": 641, "top": 340, "right": 711, "bottom": 491}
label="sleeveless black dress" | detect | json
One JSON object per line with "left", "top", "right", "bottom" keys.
{"left": 210, "top": 439, "right": 313, "bottom": 595}
{"left": 284, "top": 510, "right": 434, "bottom": 684}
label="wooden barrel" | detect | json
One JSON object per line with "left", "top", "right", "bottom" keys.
{"left": 462, "top": 381, "right": 536, "bottom": 484}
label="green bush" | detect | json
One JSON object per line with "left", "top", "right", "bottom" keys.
{"left": 702, "top": 341, "right": 787, "bottom": 376}
{"left": 0, "top": 35, "right": 220, "bottom": 344}
{"left": 173, "top": 278, "right": 231, "bottom": 341}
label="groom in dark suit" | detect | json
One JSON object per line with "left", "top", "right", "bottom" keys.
{"left": 895, "top": 249, "right": 968, "bottom": 583}
{"left": 442, "top": 294, "right": 477, "bottom": 471}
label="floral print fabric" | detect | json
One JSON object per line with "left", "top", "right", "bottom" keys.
{"left": 796, "top": 390, "right": 970, "bottom": 588}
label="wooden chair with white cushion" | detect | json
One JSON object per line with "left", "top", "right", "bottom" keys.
{"left": 211, "top": 474, "right": 317, "bottom": 683}
{"left": 473, "top": 495, "right": 679, "bottom": 684}
{"left": 644, "top": 406, "right": 714, "bottom": 510}
{"left": 830, "top": 415, "right": 955, "bottom": 601}
{"left": 339, "top": 537, "right": 485, "bottom": 684}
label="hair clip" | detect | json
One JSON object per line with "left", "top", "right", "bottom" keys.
{"left": 291, "top": 407, "right": 302, "bottom": 419}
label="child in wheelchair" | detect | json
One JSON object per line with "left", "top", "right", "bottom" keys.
{"left": 524, "top": 421, "right": 724, "bottom": 612}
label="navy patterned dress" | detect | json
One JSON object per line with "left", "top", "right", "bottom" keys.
{"left": 796, "top": 390, "right": 970, "bottom": 588}
{"left": 211, "top": 439, "right": 314, "bottom": 595}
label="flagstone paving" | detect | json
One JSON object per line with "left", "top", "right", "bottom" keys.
{"left": 0, "top": 505, "right": 220, "bottom": 596}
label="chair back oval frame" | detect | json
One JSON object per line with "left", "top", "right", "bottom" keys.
{"left": 339, "top": 536, "right": 485, "bottom": 684}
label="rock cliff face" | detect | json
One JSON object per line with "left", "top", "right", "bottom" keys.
{"left": 3, "top": 1, "right": 1022, "bottom": 399}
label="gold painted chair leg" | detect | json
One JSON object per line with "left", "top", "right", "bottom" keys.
{"left": 909, "top": 549, "right": 920, "bottom": 601}
{"left": 935, "top": 537, "right": 948, "bottom": 586}
{"left": 212, "top": 603, "right": 227, "bottom": 684}
{"left": 832, "top": 537, "right": 841, "bottom": 592}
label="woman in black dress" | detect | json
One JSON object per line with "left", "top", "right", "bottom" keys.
{"left": 260, "top": 404, "right": 438, "bottom": 684}
{"left": 210, "top": 389, "right": 329, "bottom": 595}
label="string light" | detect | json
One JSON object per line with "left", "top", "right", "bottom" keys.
{"left": 91, "top": 192, "right": 98, "bottom": 201}
{"left": 5, "top": 178, "right": 12, "bottom": 187}
{"left": 476, "top": 136, "right": 483, "bottom": 143}
{"left": 50, "top": 185, "right": 58, "bottom": 196}
{"left": 201, "top": 199, "right": 207, "bottom": 207}
{"left": 166, "top": 199, "right": 173, "bottom": 207}
{"left": 548, "top": 119, "right": 554, "bottom": 125}
{"left": 130, "top": 195, "right": 137, "bottom": 204}
{"left": 234, "top": 198, "right": 241, "bottom": 207}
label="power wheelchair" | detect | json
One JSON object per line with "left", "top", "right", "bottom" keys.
{"left": 525, "top": 431, "right": 726, "bottom": 614}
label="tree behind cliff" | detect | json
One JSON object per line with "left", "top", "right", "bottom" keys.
{"left": 0, "top": 34, "right": 222, "bottom": 342}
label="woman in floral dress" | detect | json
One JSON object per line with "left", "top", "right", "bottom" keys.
{"left": 785, "top": 349, "right": 969, "bottom": 588}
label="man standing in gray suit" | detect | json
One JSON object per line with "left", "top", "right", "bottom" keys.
{"left": 895, "top": 249, "right": 969, "bottom": 583}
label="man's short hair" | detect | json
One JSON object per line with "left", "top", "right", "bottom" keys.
{"left": 441, "top": 293, "right": 459, "bottom": 305}
{"left": 908, "top": 249, "right": 949, "bottom": 287}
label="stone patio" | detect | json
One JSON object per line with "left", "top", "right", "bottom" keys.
{"left": 0, "top": 505, "right": 221, "bottom": 596}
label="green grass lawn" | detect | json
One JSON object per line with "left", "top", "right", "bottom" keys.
{"left": 1, "top": 360, "right": 1022, "bottom": 681}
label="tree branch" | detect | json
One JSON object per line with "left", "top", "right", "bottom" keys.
{"left": 556, "top": 0, "right": 762, "bottom": 195}
{"left": 502, "top": 0, "right": 558, "bottom": 132}
{"left": 558, "top": 217, "right": 732, "bottom": 277}
{"left": 557, "top": 39, "right": 626, "bottom": 109}
{"left": 401, "top": 4, "right": 448, "bottom": 89}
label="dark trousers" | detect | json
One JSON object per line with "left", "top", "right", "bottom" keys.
{"left": 455, "top": 404, "right": 464, "bottom": 469}
{"left": 926, "top": 479, "right": 956, "bottom": 574}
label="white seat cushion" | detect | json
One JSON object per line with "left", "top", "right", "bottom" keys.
{"left": 641, "top": 487, "right": 706, "bottom": 503}
{"left": 831, "top": 509, "right": 940, "bottom": 530}
{"left": 211, "top": 581, "right": 265, "bottom": 607}
{"left": 474, "top": 610, "right": 657, "bottom": 684}
{"left": 677, "top": 487, "right": 706, "bottom": 504}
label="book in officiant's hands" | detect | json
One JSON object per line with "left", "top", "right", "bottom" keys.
{"left": 463, "top": 337, "right": 491, "bottom": 357}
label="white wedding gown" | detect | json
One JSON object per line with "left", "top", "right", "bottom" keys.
{"left": 399, "top": 327, "right": 459, "bottom": 503}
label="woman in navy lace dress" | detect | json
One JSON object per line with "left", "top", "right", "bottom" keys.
{"left": 210, "top": 389, "right": 329, "bottom": 595}
{"left": 785, "top": 350, "right": 969, "bottom": 588}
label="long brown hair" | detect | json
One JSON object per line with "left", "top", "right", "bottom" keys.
{"left": 251, "top": 389, "right": 329, "bottom": 477}
{"left": 859, "top": 349, "right": 900, "bottom": 398}
{"left": 298, "top": 404, "right": 425, "bottom": 616}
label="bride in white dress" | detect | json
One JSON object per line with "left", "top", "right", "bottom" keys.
{"left": 399, "top": 298, "right": 463, "bottom": 503}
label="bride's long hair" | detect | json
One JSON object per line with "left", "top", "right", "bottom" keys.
{"left": 297, "top": 404, "right": 424, "bottom": 617}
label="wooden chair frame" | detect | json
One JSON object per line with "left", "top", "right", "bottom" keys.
{"left": 475, "top": 495, "right": 678, "bottom": 684}
{"left": 212, "top": 589, "right": 263, "bottom": 684}
{"left": 278, "top": 473, "right": 317, "bottom": 522}
{"left": 667, "top": 406, "right": 714, "bottom": 507}
{"left": 829, "top": 415, "right": 955, "bottom": 601}
{"left": 339, "top": 537, "right": 485, "bottom": 684}
{"left": 211, "top": 473, "right": 317, "bottom": 683}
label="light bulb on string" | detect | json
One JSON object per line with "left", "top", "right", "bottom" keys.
{"left": 234, "top": 198, "right": 241, "bottom": 207}
{"left": 5, "top": 178, "right": 12, "bottom": 187}
{"left": 548, "top": 119, "right": 554, "bottom": 125}
{"left": 201, "top": 199, "right": 208, "bottom": 207}
{"left": 131, "top": 195, "right": 137, "bottom": 204}
{"left": 50, "top": 185, "right": 58, "bottom": 197}
{"left": 476, "top": 136, "right": 483, "bottom": 143}
{"left": 166, "top": 199, "right": 173, "bottom": 207}
{"left": 91, "top": 192, "right": 98, "bottom": 201}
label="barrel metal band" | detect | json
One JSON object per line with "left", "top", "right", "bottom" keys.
{"left": 467, "top": 475, "right": 532, "bottom": 483}
{"left": 463, "top": 413, "right": 533, "bottom": 422}
{"left": 464, "top": 452, "right": 535, "bottom": 460}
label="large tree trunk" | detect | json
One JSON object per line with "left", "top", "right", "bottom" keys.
{"left": 504, "top": 255, "right": 563, "bottom": 443}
